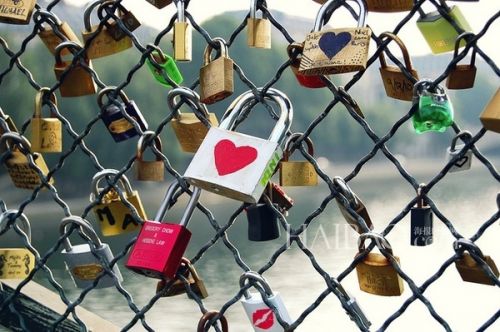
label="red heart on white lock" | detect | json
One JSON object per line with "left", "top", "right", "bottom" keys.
{"left": 214, "top": 139, "right": 258, "bottom": 176}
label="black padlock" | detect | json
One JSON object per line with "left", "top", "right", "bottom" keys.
{"left": 246, "top": 184, "right": 281, "bottom": 242}
{"left": 410, "top": 184, "right": 433, "bottom": 247}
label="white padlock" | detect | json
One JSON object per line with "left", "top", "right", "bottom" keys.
{"left": 446, "top": 131, "right": 473, "bottom": 173}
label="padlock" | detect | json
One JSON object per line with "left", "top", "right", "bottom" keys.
{"left": 126, "top": 180, "right": 201, "bottom": 279}
{"left": 197, "top": 311, "right": 229, "bottom": 332}
{"left": 269, "top": 182, "right": 294, "bottom": 214}
{"left": 454, "top": 238, "right": 499, "bottom": 286}
{"left": 168, "top": 86, "right": 219, "bottom": 153}
{"left": 333, "top": 281, "right": 371, "bottom": 330}
{"left": 355, "top": 232, "right": 404, "bottom": 296}
{"left": 144, "top": 0, "right": 172, "bottom": 9}
{"left": 299, "top": 0, "right": 371, "bottom": 75}
{"left": 200, "top": 38, "right": 234, "bottom": 104}
{"left": 412, "top": 79, "right": 454, "bottom": 134}
{"left": 365, "top": 0, "right": 413, "bottom": 12}
{"left": 81, "top": 0, "right": 133, "bottom": 59}
{"left": 146, "top": 44, "right": 184, "bottom": 87}
{"left": 447, "top": 131, "right": 473, "bottom": 172}
{"left": 0, "top": 209, "right": 35, "bottom": 279}
{"left": 416, "top": 0, "right": 472, "bottom": 54}
{"left": 287, "top": 42, "right": 327, "bottom": 89}
{"left": 240, "top": 271, "right": 292, "bottom": 332}
{"left": 30, "top": 88, "right": 62, "bottom": 153}
{"left": 0, "top": 108, "right": 19, "bottom": 154}
{"left": 173, "top": 0, "right": 192, "bottom": 61}
{"left": 247, "top": 0, "right": 271, "bottom": 49}
{"left": 279, "top": 133, "right": 318, "bottom": 186}
{"left": 0, "top": 0, "right": 35, "bottom": 24}
{"left": 246, "top": 184, "right": 280, "bottom": 242}
{"left": 53, "top": 41, "right": 97, "bottom": 97}
{"left": 184, "top": 88, "right": 293, "bottom": 203}
{"left": 1, "top": 132, "right": 54, "bottom": 190}
{"left": 410, "top": 184, "right": 433, "bottom": 246}
{"left": 34, "top": 10, "right": 82, "bottom": 56}
{"left": 98, "top": 86, "right": 149, "bottom": 142}
{"left": 59, "top": 215, "right": 123, "bottom": 289}
{"left": 480, "top": 88, "right": 500, "bottom": 133}
{"left": 333, "top": 176, "right": 374, "bottom": 233}
{"left": 136, "top": 131, "right": 164, "bottom": 182}
{"left": 446, "top": 32, "right": 477, "bottom": 89}
{"left": 378, "top": 32, "right": 419, "bottom": 101}
{"left": 91, "top": 169, "right": 146, "bottom": 236}
{"left": 97, "top": 0, "right": 140, "bottom": 41}
{"left": 156, "top": 257, "right": 208, "bottom": 299}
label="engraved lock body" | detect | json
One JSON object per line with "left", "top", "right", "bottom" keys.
{"left": 287, "top": 42, "right": 327, "bottom": 89}
{"left": 136, "top": 131, "right": 165, "bottom": 181}
{"left": 197, "top": 311, "right": 229, "bottom": 332}
{"left": 247, "top": 0, "right": 271, "bottom": 49}
{"left": 173, "top": 0, "right": 192, "bottom": 61}
{"left": 35, "top": 10, "right": 82, "bottom": 56}
{"left": 446, "top": 32, "right": 477, "bottom": 89}
{"left": 0, "top": 108, "right": 18, "bottom": 154}
{"left": 447, "top": 131, "right": 473, "bottom": 172}
{"left": 366, "top": 0, "right": 413, "bottom": 12}
{"left": 280, "top": 133, "right": 318, "bottom": 186}
{"left": 59, "top": 216, "right": 123, "bottom": 288}
{"left": 480, "top": 88, "right": 500, "bottom": 133}
{"left": 184, "top": 88, "right": 293, "bottom": 203}
{"left": 0, "top": 0, "right": 36, "bottom": 24}
{"left": 91, "top": 169, "right": 147, "bottom": 236}
{"left": 156, "top": 257, "right": 208, "bottom": 299}
{"left": 97, "top": 0, "right": 140, "bottom": 41}
{"left": 378, "top": 32, "right": 418, "bottom": 101}
{"left": 412, "top": 80, "right": 454, "bottom": 134}
{"left": 200, "top": 38, "right": 234, "bottom": 104}
{"left": 454, "top": 238, "right": 499, "bottom": 286}
{"left": 410, "top": 184, "right": 433, "bottom": 246}
{"left": 246, "top": 184, "right": 281, "bottom": 241}
{"left": 126, "top": 181, "right": 201, "bottom": 279}
{"left": 146, "top": 44, "right": 184, "bottom": 87}
{"left": 31, "top": 88, "right": 62, "bottom": 153}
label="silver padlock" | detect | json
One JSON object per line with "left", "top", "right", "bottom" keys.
{"left": 59, "top": 215, "right": 123, "bottom": 289}
{"left": 446, "top": 131, "right": 473, "bottom": 173}
{"left": 331, "top": 280, "right": 371, "bottom": 330}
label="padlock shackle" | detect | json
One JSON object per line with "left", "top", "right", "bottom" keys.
{"left": 197, "top": 311, "right": 228, "bottom": 332}
{"left": 282, "top": 132, "right": 315, "bottom": 161}
{"left": 137, "top": 131, "right": 163, "bottom": 161}
{"left": 83, "top": 0, "right": 109, "bottom": 31}
{"left": 146, "top": 44, "right": 169, "bottom": 67}
{"left": 239, "top": 271, "right": 274, "bottom": 299}
{"left": 34, "top": 87, "right": 58, "bottom": 118}
{"left": 415, "top": 183, "right": 427, "bottom": 208}
{"left": 176, "top": 0, "right": 186, "bottom": 23}
{"left": 286, "top": 42, "right": 303, "bottom": 65}
{"left": 97, "top": 0, "right": 127, "bottom": 22}
{"left": 314, "top": 0, "right": 367, "bottom": 31}
{"left": 32, "top": 9, "right": 62, "bottom": 27}
{"left": 0, "top": 209, "right": 32, "bottom": 242}
{"left": 97, "top": 86, "right": 130, "bottom": 108}
{"left": 167, "top": 87, "right": 211, "bottom": 121}
{"left": 412, "top": 79, "right": 445, "bottom": 98}
{"left": 453, "top": 32, "right": 476, "bottom": 65}
{"left": 249, "top": 0, "right": 266, "bottom": 20}
{"left": 453, "top": 238, "right": 485, "bottom": 259}
{"left": 59, "top": 216, "right": 103, "bottom": 252}
{"left": 358, "top": 232, "right": 393, "bottom": 255}
{"left": 378, "top": 32, "right": 414, "bottom": 71}
{"left": 450, "top": 130, "right": 472, "bottom": 152}
{"left": 333, "top": 176, "right": 360, "bottom": 209}
{"left": 54, "top": 41, "right": 86, "bottom": 63}
{"left": 155, "top": 180, "right": 201, "bottom": 227}
{"left": 90, "top": 169, "right": 134, "bottom": 199}
{"left": 203, "top": 37, "right": 229, "bottom": 65}
{"left": 0, "top": 132, "right": 32, "bottom": 155}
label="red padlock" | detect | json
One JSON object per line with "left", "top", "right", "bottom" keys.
{"left": 125, "top": 181, "right": 201, "bottom": 279}
{"left": 287, "top": 42, "right": 327, "bottom": 89}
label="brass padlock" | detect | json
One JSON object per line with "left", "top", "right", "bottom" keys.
{"left": 446, "top": 32, "right": 476, "bottom": 90}
{"left": 97, "top": 0, "right": 141, "bottom": 41}
{"left": 454, "top": 238, "right": 499, "bottom": 286}
{"left": 53, "top": 41, "right": 97, "bottom": 97}
{"left": 135, "top": 131, "right": 165, "bottom": 182}
{"left": 168, "top": 87, "right": 219, "bottom": 153}
{"left": 173, "top": 0, "right": 192, "bottom": 61}
{"left": 157, "top": 257, "right": 208, "bottom": 299}
{"left": 378, "top": 32, "right": 418, "bottom": 101}
{"left": 0, "top": 0, "right": 36, "bottom": 24}
{"left": 0, "top": 108, "right": 19, "bottom": 154}
{"left": 355, "top": 232, "right": 404, "bottom": 296}
{"left": 480, "top": 88, "right": 500, "bottom": 133}
{"left": 35, "top": 10, "right": 82, "bottom": 56}
{"left": 279, "top": 133, "right": 318, "bottom": 186}
{"left": 366, "top": 0, "right": 413, "bottom": 12}
{"left": 31, "top": 88, "right": 62, "bottom": 153}
{"left": 144, "top": 0, "right": 172, "bottom": 9}
{"left": 247, "top": 0, "right": 271, "bottom": 49}
{"left": 199, "top": 38, "right": 234, "bottom": 105}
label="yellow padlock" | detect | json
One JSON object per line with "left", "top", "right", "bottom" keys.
{"left": 279, "top": 133, "right": 318, "bottom": 186}
{"left": 31, "top": 88, "right": 62, "bottom": 153}
{"left": 173, "top": 0, "right": 192, "bottom": 61}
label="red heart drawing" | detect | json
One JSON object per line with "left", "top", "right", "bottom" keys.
{"left": 214, "top": 139, "right": 258, "bottom": 176}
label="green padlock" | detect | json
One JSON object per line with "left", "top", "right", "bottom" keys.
{"left": 412, "top": 80, "right": 454, "bottom": 134}
{"left": 145, "top": 44, "right": 183, "bottom": 87}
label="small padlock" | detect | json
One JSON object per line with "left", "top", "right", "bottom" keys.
{"left": 247, "top": 0, "right": 271, "bottom": 49}
{"left": 156, "top": 257, "right": 208, "bottom": 299}
{"left": 97, "top": 0, "right": 141, "bottom": 41}
{"left": 480, "top": 88, "right": 500, "bottom": 133}
{"left": 98, "top": 87, "right": 149, "bottom": 142}
{"left": 0, "top": 0, "right": 36, "bottom": 24}
{"left": 31, "top": 88, "right": 62, "bottom": 153}
{"left": 240, "top": 271, "right": 292, "bottom": 332}
{"left": 446, "top": 32, "right": 477, "bottom": 89}
{"left": 246, "top": 184, "right": 281, "bottom": 242}
{"left": 173, "top": 0, "right": 192, "bottom": 61}
{"left": 365, "top": 0, "right": 413, "bottom": 12}
{"left": 60, "top": 216, "right": 123, "bottom": 289}
{"left": 0, "top": 209, "right": 35, "bottom": 279}
{"left": 0, "top": 108, "right": 19, "bottom": 154}
{"left": 197, "top": 311, "right": 229, "bottom": 332}
{"left": 280, "top": 133, "right": 318, "bottom": 186}
{"left": 412, "top": 79, "right": 454, "bottom": 134}
{"left": 287, "top": 42, "right": 327, "bottom": 89}
{"left": 447, "top": 131, "right": 473, "bottom": 172}
{"left": 200, "top": 38, "right": 234, "bottom": 104}
{"left": 378, "top": 32, "right": 418, "bottom": 101}
{"left": 410, "top": 184, "right": 433, "bottom": 246}
{"left": 168, "top": 86, "right": 219, "bottom": 153}
{"left": 136, "top": 131, "right": 165, "bottom": 182}
{"left": 146, "top": 44, "right": 184, "bottom": 87}
{"left": 454, "top": 238, "right": 499, "bottom": 286}
{"left": 53, "top": 41, "right": 97, "bottom": 97}
{"left": 355, "top": 232, "right": 404, "bottom": 296}
{"left": 34, "top": 10, "right": 82, "bottom": 56}
{"left": 269, "top": 182, "right": 294, "bottom": 214}
{"left": 126, "top": 181, "right": 201, "bottom": 279}
{"left": 91, "top": 169, "right": 147, "bottom": 236}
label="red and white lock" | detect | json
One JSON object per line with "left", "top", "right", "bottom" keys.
{"left": 240, "top": 271, "right": 292, "bottom": 332}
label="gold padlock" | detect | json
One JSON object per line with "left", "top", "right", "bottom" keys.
{"left": 0, "top": 108, "right": 18, "bottom": 154}
{"left": 247, "top": 0, "right": 271, "bottom": 49}
{"left": 168, "top": 87, "right": 219, "bottom": 153}
{"left": 279, "top": 133, "right": 318, "bottom": 186}
{"left": 378, "top": 32, "right": 418, "bottom": 101}
{"left": 454, "top": 239, "right": 499, "bottom": 286}
{"left": 366, "top": 0, "right": 413, "bottom": 12}
{"left": 157, "top": 257, "right": 208, "bottom": 299}
{"left": 91, "top": 169, "right": 147, "bottom": 236}
{"left": 53, "top": 41, "right": 97, "bottom": 97}
{"left": 446, "top": 32, "right": 477, "bottom": 90}
{"left": 144, "top": 0, "right": 172, "bottom": 9}
{"left": 480, "top": 88, "right": 500, "bottom": 133}
{"left": 0, "top": 0, "right": 36, "bottom": 24}
{"left": 135, "top": 131, "right": 165, "bottom": 182}
{"left": 31, "top": 88, "right": 62, "bottom": 153}
{"left": 34, "top": 10, "right": 82, "bottom": 56}
{"left": 355, "top": 232, "right": 404, "bottom": 296}
{"left": 173, "top": 0, "right": 192, "bottom": 61}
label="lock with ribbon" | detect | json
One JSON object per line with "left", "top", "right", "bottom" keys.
{"left": 146, "top": 44, "right": 184, "bottom": 87}
{"left": 446, "top": 32, "right": 477, "bottom": 89}
{"left": 97, "top": 0, "right": 140, "bottom": 41}
{"left": 0, "top": 0, "right": 36, "bottom": 24}
{"left": 287, "top": 42, "right": 327, "bottom": 89}
{"left": 173, "top": 0, "right": 192, "bottom": 61}
{"left": 280, "top": 133, "right": 318, "bottom": 186}
{"left": 365, "top": 0, "right": 413, "bottom": 12}
{"left": 35, "top": 10, "right": 82, "bottom": 55}
{"left": 480, "top": 88, "right": 500, "bottom": 133}
{"left": 197, "top": 311, "right": 229, "bottom": 332}
{"left": 31, "top": 88, "right": 62, "bottom": 153}
{"left": 410, "top": 184, "right": 433, "bottom": 246}
{"left": 0, "top": 108, "right": 18, "bottom": 154}
{"left": 245, "top": 183, "right": 281, "bottom": 242}
{"left": 454, "top": 238, "right": 499, "bottom": 286}
{"left": 447, "top": 131, "right": 473, "bottom": 172}
{"left": 200, "top": 38, "right": 234, "bottom": 104}
{"left": 156, "top": 257, "right": 208, "bottom": 299}
{"left": 136, "top": 131, "right": 165, "bottom": 182}
{"left": 247, "top": 0, "right": 271, "bottom": 49}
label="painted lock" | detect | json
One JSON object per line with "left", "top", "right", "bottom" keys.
{"left": 247, "top": 0, "right": 271, "bottom": 49}
{"left": 97, "top": 0, "right": 140, "bottom": 41}
{"left": 136, "top": 131, "right": 165, "bottom": 182}
{"left": 280, "top": 133, "right": 318, "bottom": 186}
{"left": 200, "top": 37, "right": 234, "bottom": 104}
{"left": 156, "top": 257, "right": 208, "bottom": 299}
{"left": 167, "top": 87, "right": 219, "bottom": 153}
{"left": 480, "top": 88, "right": 500, "bottom": 133}
{"left": 299, "top": 0, "right": 371, "bottom": 75}
{"left": 454, "top": 238, "right": 499, "bottom": 286}
{"left": 446, "top": 131, "right": 473, "bottom": 172}
{"left": 410, "top": 184, "right": 433, "bottom": 246}
{"left": 31, "top": 88, "right": 62, "bottom": 153}
{"left": 287, "top": 42, "right": 327, "bottom": 89}
{"left": 446, "top": 32, "right": 477, "bottom": 90}
{"left": 59, "top": 216, "right": 123, "bottom": 289}
{"left": 91, "top": 169, "right": 146, "bottom": 236}
{"left": 0, "top": 0, "right": 36, "bottom": 24}
{"left": 173, "top": 0, "right": 192, "bottom": 61}
{"left": 197, "top": 311, "right": 228, "bottom": 332}
{"left": 184, "top": 88, "right": 293, "bottom": 203}
{"left": 35, "top": 10, "right": 82, "bottom": 55}
{"left": 365, "top": 0, "right": 413, "bottom": 12}
{"left": 146, "top": 44, "right": 184, "bottom": 87}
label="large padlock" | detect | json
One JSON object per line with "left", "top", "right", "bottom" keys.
{"left": 91, "top": 169, "right": 146, "bottom": 236}
{"left": 279, "top": 133, "right": 318, "bottom": 186}
{"left": 144, "top": 0, "right": 172, "bottom": 9}
{"left": 0, "top": 0, "right": 36, "bottom": 24}
{"left": 156, "top": 257, "right": 208, "bottom": 299}
{"left": 200, "top": 38, "right": 234, "bottom": 104}
{"left": 168, "top": 86, "right": 219, "bottom": 153}
{"left": 333, "top": 176, "right": 373, "bottom": 233}
{"left": 287, "top": 42, "right": 327, "bottom": 89}
{"left": 366, "top": 0, "right": 413, "bottom": 12}
{"left": 173, "top": 0, "right": 192, "bottom": 61}
{"left": 247, "top": 0, "right": 271, "bottom": 49}
{"left": 412, "top": 79, "right": 454, "bottom": 134}
{"left": 246, "top": 184, "right": 281, "bottom": 242}
{"left": 454, "top": 238, "right": 499, "bottom": 286}
{"left": 378, "top": 32, "right": 418, "bottom": 101}
{"left": 126, "top": 180, "right": 201, "bottom": 279}
{"left": 197, "top": 311, "right": 229, "bottom": 332}
{"left": 416, "top": 0, "right": 472, "bottom": 54}
{"left": 0, "top": 108, "right": 18, "bottom": 154}
{"left": 98, "top": 87, "right": 149, "bottom": 142}
{"left": 136, "top": 131, "right": 165, "bottom": 182}
{"left": 447, "top": 131, "right": 473, "bottom": 172}
{"left": 146, "top": 44, "right": 184, "bottom": 87}
{"left": 31, "top": 88, "right": 62, "bottom": 153}
{"left": 240, "top": 271, "right": 292, "bottom": 332}
{"left": 446, "top": 32, "right": 477, "bottom": 89}
{"left": 299, "top": 0, "right": 371, "bottom": 75}
{"left": 59, "top": 215, "right": 123, "bottom": 289}
{"left": 0, "top": 209, "right": 35, "bottom": 279}
{"left": 97, "top": 0, "right": 140, "bottom": 41}
{"left": 410, "top": 184, "right": 433, "bottom": 246}
{"left": 34, "top": 10, "right": 82, "bottom": 56}
{"left": 355, "top": 232, "right": 404, "bottom": 296}
{"left": 184, "top": 88, "right": 293, "bottom": 203}
{"left": 480, "top": 88, "right": 500, "bottom": 133}
{"left": 53, "top": 41, "right": 97, "bottom": 97}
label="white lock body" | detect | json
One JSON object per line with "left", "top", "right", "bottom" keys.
{"left": 447, "top": 144, "right": 472, "bottom": 173}
{"left": 240, "top": 291, "right": 292, "bottom": 332}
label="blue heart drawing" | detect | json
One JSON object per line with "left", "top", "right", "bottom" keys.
{"left": 318, "top": 32, "right": 352, "bottom": 59}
